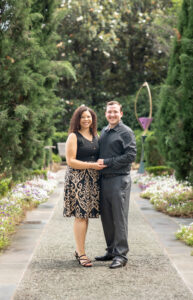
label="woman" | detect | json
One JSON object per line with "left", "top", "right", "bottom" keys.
{"left": 63, "top": 105, "right": 106, "bottom": 267}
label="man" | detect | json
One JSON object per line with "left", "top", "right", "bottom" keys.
{"left": 95, "top": 101, "right": 136, "bottom": 269}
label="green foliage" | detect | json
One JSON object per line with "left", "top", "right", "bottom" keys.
{"left": 0, "top": 0, "right": 75, "bottom": 180}
{"left": 134, "top": 130, "right": 164, "bottom": 166}
{"left": 144, "top": 132, "right": 165, "bottom": 167}
{"left": 145, "top": 166, "right": 173, "bottom": 176}
{"left": 176, "top": 225, "right": 193, "bottom": 246}
{"left": 32, "top": 169, "right": 47, "bottom": 180}
{"left": 0, "top": 179, "right": 11, "bottom": 197}
{"left": 52, "top": 153, "right": 62, "bottom": 163}
{"left": 134, "top": 130, "right": 143, "bottom": 163}
{"left": 51, "top": 61, "right": 76, "bottom": 80}
{"left": 55, "top": 0, "right": 179, "bottom": 132}
{"left": 156, "top": 0, "right": 193, "bottom": 184}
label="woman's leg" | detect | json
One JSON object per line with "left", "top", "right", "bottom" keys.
{"left": 73, "top": 218, "right": 91, "bottom": 266}
{"left": 73, "top": 217, "right": 89, "bottom": 255}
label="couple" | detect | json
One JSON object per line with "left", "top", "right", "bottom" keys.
{"left": 63, "top": 101, "right": 136, "bottom": 269}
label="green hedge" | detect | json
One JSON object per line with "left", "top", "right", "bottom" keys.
{"left": 134, "top": 130, "right": 165, "bottom": 167}
{"left": 145, "top": 166, "right": 173, "bottom": 176}
{"left": 144, "top": 132, "right": 165, "bottom": 167}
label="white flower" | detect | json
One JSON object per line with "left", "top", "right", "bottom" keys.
{"left": 103, "top": 51, "right": 110, "bottom": 57}
{"left": 76, "top": 16, "right": 83, "bottom": 22}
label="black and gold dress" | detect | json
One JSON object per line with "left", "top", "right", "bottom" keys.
{"left": 63, "top": 132, "right": 100, "bottom": 218}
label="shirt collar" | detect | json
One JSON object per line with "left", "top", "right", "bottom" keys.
{"left": 105, "top": 121, "right": 123, "bottom": 132}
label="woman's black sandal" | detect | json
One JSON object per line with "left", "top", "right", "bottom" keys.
{"left": 75, "top": 251, "right": 79, "bottom": 260}
{"left": 77, "top": 254, "right": 92, "bottom": 267}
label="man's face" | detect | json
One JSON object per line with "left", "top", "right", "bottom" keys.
{"left": 105, "top": 104, "right": 123, "bottom": 128}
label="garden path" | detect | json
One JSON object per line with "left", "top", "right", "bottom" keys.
{"left": 0, "top": 169, "right": 193, "bottom": 300}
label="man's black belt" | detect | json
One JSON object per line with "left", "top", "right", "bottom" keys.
{"left": 101, "top": 174, "right": 120, "bottom": 178}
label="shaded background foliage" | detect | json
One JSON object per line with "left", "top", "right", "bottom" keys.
{"left": 56, "top": 0, "right": 181, "bottom": 131}
{"left": 2, "top": 0, "right": 193, "bottom": 184}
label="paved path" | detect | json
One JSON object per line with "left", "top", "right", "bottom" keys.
{"left": 0, "top": 170, "right": 193, "bottom": 300}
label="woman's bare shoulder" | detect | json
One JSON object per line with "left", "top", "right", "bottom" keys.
{"left": 66, "top": 132, "right": 77, "bottom": 143}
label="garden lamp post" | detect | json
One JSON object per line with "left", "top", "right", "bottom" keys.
{"left": 135, "top": 82, "right": 153, "bottom": 174}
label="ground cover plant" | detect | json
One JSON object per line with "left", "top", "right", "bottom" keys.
{"left": 0, "top": 172, "right": 57, "bottom": 251}
{"left": 176, "top": 223, "right": 193, "bottom": 253}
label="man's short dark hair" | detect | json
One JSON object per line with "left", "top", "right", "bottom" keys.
{"left": 106, "top": 101, "right": 122, "bottom": 112}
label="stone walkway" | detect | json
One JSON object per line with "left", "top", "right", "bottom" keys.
{"left": 0, "top": 170, "right": 193, "bottom": 300}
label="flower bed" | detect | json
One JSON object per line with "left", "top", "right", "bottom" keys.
{"left": 0, "top": 172, "right": 57, "bottom": 250}
{"left": 133, "top": 172, "right": 193, "bottom": 217}
{"left": 176, "top": 223, "right": 193, "bottom": 254}
{"left": 132, "top": 171, "right": 193, "bottom": 252}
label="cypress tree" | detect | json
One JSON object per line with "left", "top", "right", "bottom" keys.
{"left": 156, "top": 0, "right": 193, "bottom": 183}
{"left": 0, "top": 0, "right": 75, "bottom": 180}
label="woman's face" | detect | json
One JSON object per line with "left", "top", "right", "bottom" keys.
{"left": 80, "top": 110, "right": 92, "bottom": 130}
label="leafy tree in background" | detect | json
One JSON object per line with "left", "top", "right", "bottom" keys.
{"left": 0, "top": 0, "right": 75, "bottom": 180}
{"left": 56, "top": 0, "right": 181, "bottom": 131}
{"left": 156, "top": 0, "right": 193, "bottom": 183}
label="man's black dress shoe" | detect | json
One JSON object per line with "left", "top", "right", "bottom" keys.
{"left": 95, "top": 253, "right": 114, "bottom": 261}
{"left": 109, "top": 258, "right": 127, "bottom": 269}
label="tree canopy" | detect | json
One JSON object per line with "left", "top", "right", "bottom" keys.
{"left": 55, "top": 0, "right": 181, "bottom": 131}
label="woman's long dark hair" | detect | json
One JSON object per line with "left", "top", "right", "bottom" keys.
{"left": 68, "top": 106, "right": 97, "bottom": 136}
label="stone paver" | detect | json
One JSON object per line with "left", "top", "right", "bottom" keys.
{"left": 10, "top": 172, "right": 193, "bottom": 300}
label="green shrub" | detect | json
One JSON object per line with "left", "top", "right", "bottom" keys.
{"left": 0, "top": 178, "right": 11, "bottom": 197}
{"left": 145, "top": 166, "right": 173, "bottom": 176}
{"left": 52, "top": 153, "right": 62, "bottom": 163}
{"left": 144, "top": 132, "right": 165, "bottom": 167}
{"left": 32, "top": 169, "right": 48, "bottom": 180}
{"left": 134, "top": 130, "right": 159, "bottom": 165}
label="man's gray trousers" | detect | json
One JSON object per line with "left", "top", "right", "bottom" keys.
{"left": 100, "top": 174, "right": 131, "bottom": 261}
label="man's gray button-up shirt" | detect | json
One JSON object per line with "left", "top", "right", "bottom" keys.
{"left": 99, "top": 121, "right": 137, "bottom": 175}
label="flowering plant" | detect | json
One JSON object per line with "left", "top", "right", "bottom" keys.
{"left": 0, "top": 172, "right": 57, "bottom": 250}
{"left": 133, "top": 172, "right": 193, "bottom": 217}
{"left": 176, "top": 223, "right": 193, "bottom": 247}
{"left": 132, "top": 171, "right": 193, "bottom": 252}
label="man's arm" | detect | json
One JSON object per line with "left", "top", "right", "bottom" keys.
{"left": 99, "top": 131, "right": 136, "bottom": 169}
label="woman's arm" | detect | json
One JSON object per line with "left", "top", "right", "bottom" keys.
{"left": 66, "top": 133, "right": 106, "bottom": 170}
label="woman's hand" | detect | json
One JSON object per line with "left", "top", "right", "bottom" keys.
{"left": 91, "top": 162, "right": 107, "bottom": 170}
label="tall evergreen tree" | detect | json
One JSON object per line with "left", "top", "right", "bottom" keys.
{"left": 156, "top": 0, "right": 193, "bottom": 183}
{"left": 0, "top": 0, "right": 75, "bottom": 180}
